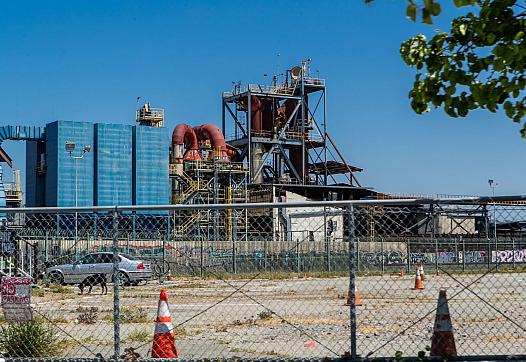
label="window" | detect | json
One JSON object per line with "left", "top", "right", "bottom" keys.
{"left": 79, "top": 254, "right": 98, "bottom": 265}
{"left": 98, "top": 253, "right": 114, "bottom": 264}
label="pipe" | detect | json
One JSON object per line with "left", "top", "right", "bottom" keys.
{"left": 171, "top": 124, "right": 201, "bottom": 161}
{"left": 193, "top": 124, "right": 232, "bottom": 161}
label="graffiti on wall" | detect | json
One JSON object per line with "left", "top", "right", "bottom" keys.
{"left": 492, "top": 249, "right": 526, "bottom": 263}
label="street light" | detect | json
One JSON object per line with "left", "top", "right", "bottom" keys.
{"left": 66, "top": 142, "right": 91, "bottom": 250}
{"left": 488, "top": 179, "right": 498, "bottom": 265}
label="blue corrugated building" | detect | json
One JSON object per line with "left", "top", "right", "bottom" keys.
{"left": 94, "top": 124, "right": 133, "bottom": 206}
{"left": 133, "top": 125, "right": 170, "bottom": 206}
{"left": 45, "top": 121, "right": 94, "bottom": 207}
{"left": 25, "top": 120, "right": 169, "bottom": 208}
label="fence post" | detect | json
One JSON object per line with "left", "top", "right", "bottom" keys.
{"left": 462, "top": 237, "right": 466, "bottom": 272}
{"left": 406, "top": 239, "right": 411, "bottom": 274}
{"left": 512, "top": 237, "right": 516, "bottom": 270}
{"left": 380, "top": 237, "right": 384, "bottom": 274}
{"left": 112, "top": 209, "right": 121, "bottom": 360}
{"left": 346, "top": 204, "right": 357, "bottom": 359}
{"left": 296, "top": 238, "right": 300, "bottom": 275}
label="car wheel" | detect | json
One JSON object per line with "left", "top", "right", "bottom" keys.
{"left": 48, "top": 272, "right": 64, "bottom": 285}
{"left": 113, "top": 271, "right": 130, "bottom": 286}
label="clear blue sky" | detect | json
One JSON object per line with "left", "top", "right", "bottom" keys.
{"left": 1, "top": 1, "right": 524, "bottom": 197}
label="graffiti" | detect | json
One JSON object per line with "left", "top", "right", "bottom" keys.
{"left": 360, "top": 250, "right": 494, "bottom": 266}
{"left": 492, "top": 249, "right": 526, "bottom": 263}
{"left": 435, "top": 252, "right": 453, "bottom": 264}
{"left": 360, "top": 251, "right": 404, "bottom": 266}
{"left": 460, "top": 251, "right": 486, "bottom": 264}
{"left": 409, "top": 253, "right": 433, "bottom": 264}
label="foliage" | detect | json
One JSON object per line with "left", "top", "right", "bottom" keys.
{"left": 76, "top": 306, "right": 98, "bottom": 324}
{"left": 368, "top": 0, "right": 526, "bottom": 137}
{"left": 126, "top": 330, "right": 151, "bottom": 343}
{"left": 0, "top": 320, "right": 64, "bottom": 357}
{"left": 394, "top": 346, "right": 431, "bottom": 361}
{"left": 120, "top": 306, "right": 149, "bottom": 323}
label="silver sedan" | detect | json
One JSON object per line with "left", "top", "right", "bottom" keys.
{"left": 47, "top": 252, "right": 152, "bottom": 286}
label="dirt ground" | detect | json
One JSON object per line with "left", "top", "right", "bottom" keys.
{"left": 25, "top": 272, "right": 526, "bottom": 359}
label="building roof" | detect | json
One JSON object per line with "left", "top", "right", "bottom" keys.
{"left": 309, "top": 161, "right": 363, "bottom": 175}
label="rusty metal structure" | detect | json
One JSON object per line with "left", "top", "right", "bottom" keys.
{"left": 168, "top": 60, "right": 374, "bottom": 243}
{"left": 221, "top": 59, "right": 370, "bottom": 201}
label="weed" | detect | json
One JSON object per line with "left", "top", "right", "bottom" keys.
{"left": 120, "top": 307, "right": 148, "bottom": 323}
{"left": 257, "top": 311, "right": 273, "bottom": 320}
{"left": 0, "top": 320, "right": 65, "bottom": 357}
{"left": 173, "top": 326, "right": 188, "bottom": 337}
{"left": 48, "top": 284, "right": 73, "bottom": 294}
{"left": 126, "top": 330, "right": 150, "bottom": 343}
{"left": 31, "top": 288, "right": 45, "bottom": 297}
{"left": 76, "top": 306, "right": 98, "bottom": 324}
{"left": 50, "top": 316, "right": 68, "bottom": 324}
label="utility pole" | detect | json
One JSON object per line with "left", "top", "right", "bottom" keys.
{"left": 66, "top": 142, "right": 91, "bottom": 255}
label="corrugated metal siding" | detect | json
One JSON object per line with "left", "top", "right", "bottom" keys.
{"left": 45, "top": 121, "right": 94, "bottom": 207}
{"left": 132, "top": 126, "right": 169, "bottom": 207}
{"left": 94, "top": 124, "right": 132, "bottom": 206}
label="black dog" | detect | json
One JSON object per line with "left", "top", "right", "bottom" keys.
{"left": 79, "top": 274, "right": 108, "bottom": 295}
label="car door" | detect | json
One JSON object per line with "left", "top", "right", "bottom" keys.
{"left": 93, "top": 253, "right": 114, "bottom": 281}
{"left": 71, "top": 253, "right": 99, "bottom": 283}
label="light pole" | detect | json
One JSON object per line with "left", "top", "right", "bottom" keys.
{"left": 66, "top": 142, "right": 91, "bottom": 252}
{"left": 488, "top": 179, "right": 498, "bottom": 266}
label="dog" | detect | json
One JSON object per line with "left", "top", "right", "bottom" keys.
{"left": 79, "top": 273, "right": 108, "bottom": 295}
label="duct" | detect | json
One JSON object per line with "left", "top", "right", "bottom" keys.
{"left": 171, "top": 124, "right": 201, "bottom": 176}
{"left": 172, "top": 124, "right": 201, "bottom": 162}
{"left": 250, "top": 144, "right": 265, "bottom": 183}
{"left": 193, "top": 124, "right": 231, "bottom": 161}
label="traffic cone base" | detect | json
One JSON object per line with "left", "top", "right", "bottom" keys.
{"left": 430, "top": 290, "right": 457, "bottom": 357}
{"left": 345, "top": 286, "right": 362, "bottom": 306}
{"left": 152, "top": 289, "right": 178, "bottom": 359}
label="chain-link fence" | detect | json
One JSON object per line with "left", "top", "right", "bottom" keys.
{"left": 0, "top": 196, "right": 525, "bottom": 361}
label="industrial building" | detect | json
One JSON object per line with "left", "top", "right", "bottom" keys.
{"left": 0, "top": 61, "right": 374, "bottom": 242}
{"left": 22, "top": 114, "right": 169, "bottom": 208}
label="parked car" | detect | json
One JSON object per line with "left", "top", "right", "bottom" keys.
{"left": 46, "top": 252, "right": 151, "bottom": 286}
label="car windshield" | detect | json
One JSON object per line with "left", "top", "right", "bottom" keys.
{"left": 119, "top": 253, "right": 136, "bottom": 261}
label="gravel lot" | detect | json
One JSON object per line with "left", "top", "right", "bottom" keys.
{"left": 26, "top": 272, "right": 526, "bottom": 359}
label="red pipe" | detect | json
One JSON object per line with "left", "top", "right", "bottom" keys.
{"left": 194, "top": 124, "right": 236, "bottom": 161}
{"left": 172, "top": 124, "right": 201, "bottom": 161}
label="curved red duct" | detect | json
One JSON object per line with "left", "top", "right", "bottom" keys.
{"left": 193, "top": 124, "right": 236, "bottom": 161}
{"left": 172, "top": 124, "right": 201, "bottom": 161}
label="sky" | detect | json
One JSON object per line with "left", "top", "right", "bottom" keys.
{"left": 0, "top": 1, "right": 524, "bottom": 197}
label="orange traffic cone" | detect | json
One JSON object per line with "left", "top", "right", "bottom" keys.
{"left": 346, "top": 285, "right": 362, "bottom": 306}
{"left": 399, "top": 270, "right": 404, "bottom": 277}
{"left": 419, "top": 264, "right": 425, "bottom": 281}
{"left": 430, "top": 290, "right": 457, "bottom": 357}
{"left": 413, "top": 266, "right": 424, "bottom": 290}
{"left": 152, "top": 289, "right": 178, "bottom": 358}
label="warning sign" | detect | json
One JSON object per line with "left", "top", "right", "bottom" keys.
{"left": 1, "top": 276, "right": 32, "bottom": 321}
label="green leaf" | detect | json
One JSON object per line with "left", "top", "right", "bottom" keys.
{"left": 431, "top": 2, "right": 441, "bottom": 16}
{"left": 487, "top": 33, "right": 496, "bottom": 44}
{"left": 459, "top": 24, "right": 467, "bottom": 36}
{"left": 422, "top": 8, "right": 433, "bottom": 24}
{"left": 406, "top": 3, "right": 417, "bottom": 22}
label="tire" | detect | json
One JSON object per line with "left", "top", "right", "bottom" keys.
{"left": 113, "top": 271, "right": 130, "bottom": 286}
{"left": 48, "top": 271, "right": 64, "bottom": 285}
